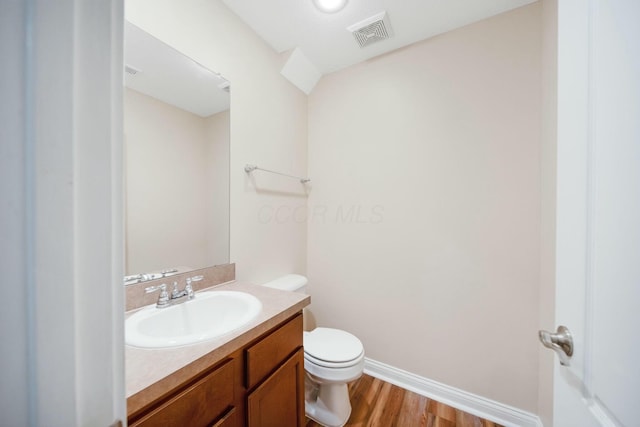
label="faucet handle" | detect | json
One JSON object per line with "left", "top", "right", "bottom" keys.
{"left": 145, "top": 284, "right": 169, "bottom": 308}
{"left": 185, "top": 275, "right": 203, "bottom": 299}
{"left": 185, "top": 275, "right": 204, "bottom": 287}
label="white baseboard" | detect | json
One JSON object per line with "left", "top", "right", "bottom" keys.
{"left": 363, "top": 358, "right": 543, "bottom": 427}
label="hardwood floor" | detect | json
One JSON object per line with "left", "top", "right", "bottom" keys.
{"left": 305, "top": 374, "right": 503, "bottom": 427}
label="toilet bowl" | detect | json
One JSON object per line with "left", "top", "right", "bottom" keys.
{"left": 263, "top": 275, "right": 365, "bottom": 427}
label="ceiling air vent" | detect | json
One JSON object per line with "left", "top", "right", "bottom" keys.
{"left": 347, "top": 11, "right": 393, "bottom": 48}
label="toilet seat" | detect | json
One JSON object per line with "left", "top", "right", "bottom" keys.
{"left": 304, "top": 328, "right": 364, "bottom": 368}
{"left": 304, "top": 351, "right": 364, "bottom": 369}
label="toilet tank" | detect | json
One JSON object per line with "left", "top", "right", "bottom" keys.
{"left": 262, "top": 274, "right": 308, "bottom": 293}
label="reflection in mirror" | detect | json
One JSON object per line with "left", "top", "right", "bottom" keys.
{"left": 124, "top": 22, "right": 230, "bottom": 285}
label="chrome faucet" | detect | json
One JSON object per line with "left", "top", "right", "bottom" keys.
{"left": 145, "top": 275, "right": 204, "bottom": 308}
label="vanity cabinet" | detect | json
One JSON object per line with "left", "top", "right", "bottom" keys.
{"left": 127, "top": 313, "right": 304, "bottom": 427}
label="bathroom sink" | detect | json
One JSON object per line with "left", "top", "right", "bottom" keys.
{"left": 125, "top": 291, "right": 262, "bottom": 348}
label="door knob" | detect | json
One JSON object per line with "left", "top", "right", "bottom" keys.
{"left": 538, "top": 326, "right": 573, "bottom": 366}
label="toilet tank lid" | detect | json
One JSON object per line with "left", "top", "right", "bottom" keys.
{"left": 262, "top": 274, "right": 308, "bottom": 291}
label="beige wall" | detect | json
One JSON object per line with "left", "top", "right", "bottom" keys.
{"left": 126, "top": 0, "right": 308, "bottom": 281}
{"left": 124, "top": 88, "right": 228, "bottom": 274}
{"left": 308, "top": 4, "right": 542, "bottom": 412}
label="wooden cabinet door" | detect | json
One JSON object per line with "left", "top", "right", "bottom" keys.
{"left": 247, "top": 349, "right": 305, "bottom": 427}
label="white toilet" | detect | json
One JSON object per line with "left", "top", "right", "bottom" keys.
{"left": 263, "top": 275, "right": 365, "bottom": 427}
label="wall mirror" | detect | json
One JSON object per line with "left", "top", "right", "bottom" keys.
{"left": 123, "top": 22, "right": 230, "bottom": 285}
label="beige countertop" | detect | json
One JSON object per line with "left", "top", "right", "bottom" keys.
{"left": 125, "top": 280, "right": 310, "bottom": 416}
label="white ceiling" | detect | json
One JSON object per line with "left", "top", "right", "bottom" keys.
{"left": 222, "top": 0, "right": 537, "bottom": 74}
{"left": 124, "top": 22, "right": 230, "bottom": 118}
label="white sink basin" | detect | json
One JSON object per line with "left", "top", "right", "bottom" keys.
{"left": 125, "top": 291, "right": 262, "bottom": 348}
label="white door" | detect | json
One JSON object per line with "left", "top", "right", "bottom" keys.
{"left": 550, "top": 0, "right": 640, "bottom": 426}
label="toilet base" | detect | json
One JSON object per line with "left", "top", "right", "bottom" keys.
{"left": 304, "top": 374, "right": 352, "bottom": 427}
